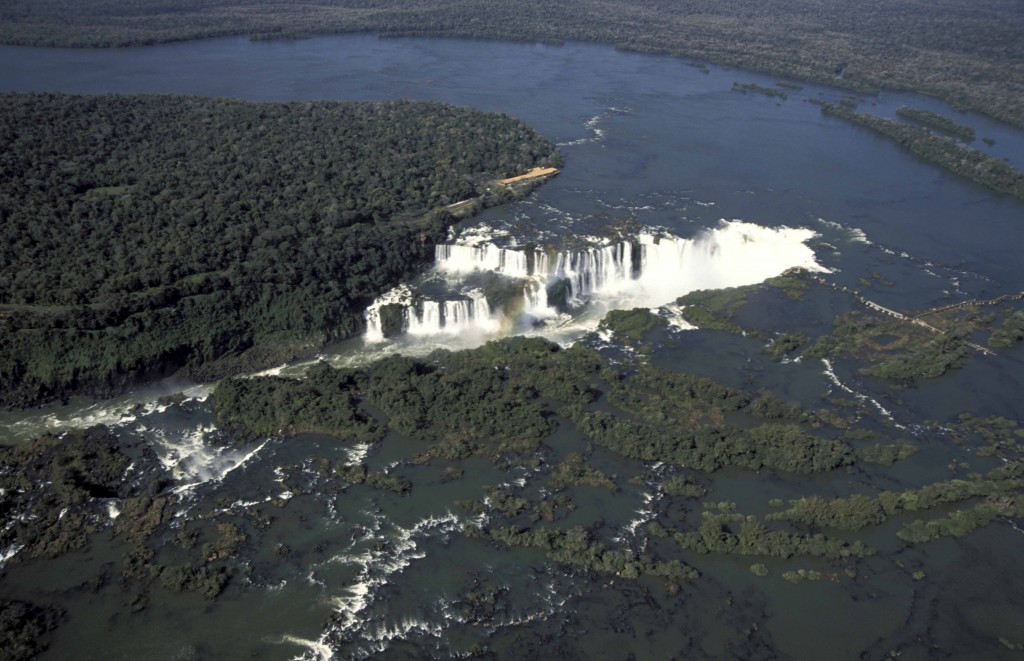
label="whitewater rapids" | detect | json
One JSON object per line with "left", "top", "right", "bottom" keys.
{"left": 364, "top": 219, "right": 826, "bottom": 342}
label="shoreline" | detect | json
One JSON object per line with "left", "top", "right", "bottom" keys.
{"left": 1, "top": 3, "right": 1021, "bottom": 130}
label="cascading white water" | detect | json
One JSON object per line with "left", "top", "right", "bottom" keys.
{"left": 405, "top": 301, "right": 442, "bottom": 336}
{"left": 626, "top": 221, "right": 826, "bottom": 307}
{"left": 406, "top": 295, "right": 495, "bottom": 337}
{"left": 364, "top": 220, "right": 827, "bottom": 342}
{"left": 364, "top": 284, "right": 411, "bottom": 343}
{"left": 522, "top": 279, "right": 550, "bottom": 316}
{"left": 435, "top": 244, "right": 533, "bottom": 278}
{"left": 364, "top": 286, "right": 498, "bottom": 342}
{"left": 555, "top": 240, "right": 638, "bottom": 303}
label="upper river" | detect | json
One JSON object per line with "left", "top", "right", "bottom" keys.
{"left": 1, "top": 34, "right": 1024, "bottom": 660}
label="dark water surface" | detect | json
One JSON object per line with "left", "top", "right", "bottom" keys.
{"left": 2, "top": 35, "right": 1023, "bottom": 660}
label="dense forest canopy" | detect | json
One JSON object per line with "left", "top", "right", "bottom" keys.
{"left": 0, "top": 92, "right": 560, "bottom": 406}
{"left": 0, "top": 0, "right": 1022, "bottom": 128}
{"left": 212, "top": 336, "right": 853, "bottom": 474}
{"left": 816, "top": 101, "right": 1024, "bottom": 200}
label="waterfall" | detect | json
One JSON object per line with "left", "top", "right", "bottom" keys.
{"left": 436, "top": 244, "right": 532, "bottom": 278}
{"left": 523, "top": 279, "right": 550, "bottom": 315}
{"left": 364, "top": 220, "right": 826, "bottom": 342}
{"left": 365, "top": 287, "right": 497, "bottom": 342}
{"left": 555, "top": 240, "right": 638, "bottom": 303}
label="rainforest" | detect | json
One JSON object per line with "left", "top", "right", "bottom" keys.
{"left": 1, "top": 8, "right": 1024, "bottom": 661}
{"left": 0, "top": 93, "right": 559, "bottom": 407}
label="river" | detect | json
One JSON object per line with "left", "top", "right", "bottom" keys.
{"left": 1, "top": 34, "right": 1023, "bottom": 660}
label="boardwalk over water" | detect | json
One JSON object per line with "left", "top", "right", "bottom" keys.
{"left": 803, "top": 271, "right": 1021, "bottom": 358}
{"left": 862, "top": 296, "right": 1001, "bottom": 356}
{"left": 913, "top": 292, "right": 1024, "bottom": 319}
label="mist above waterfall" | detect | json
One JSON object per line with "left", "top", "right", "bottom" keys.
{"left": 364, "top": 220, "right": 826, "bottom": 344}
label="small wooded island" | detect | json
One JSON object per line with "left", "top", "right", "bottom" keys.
{"left": 0, "top": 93, "right": 561, "bottom": 406}
{"left": 815, "top": 101, "right": 1024, "bottom": 200}
{"left": 1, "top": 0, "right": 1022, "bottom": 130}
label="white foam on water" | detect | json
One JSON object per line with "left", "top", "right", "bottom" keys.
{"left": 360, "top": 607, "right": 448, "bottom": 652}
{"left": 848, "top": 228, "right": 870, "bottom": 244}
{"left": 1, "top": 382, "right": 214, "bottom": 445}
{"left": 363, "top": 285, "right": 501, "bottom": 343}
{"left": 143, "top": 422, "right": 270, "bottom": 496}
{"left": 558, "top": 111, "right": 608, "bottom": 146}
{"left": 0, "top": 543, "right": 24, "bottom": 568}
{"left": 815, "top": 217, "right": 872, "bottom": 246}
{"left": 332, "top": 550, "right": 569, "bottom": 657}
{"left": 616, "top": 491, "right": 661, "bottom": 547}
{"left": 450, "top": 223, "right": 514, "bottom": 246}
{"left": 296, "top": 510, "right": 474, "bottom": 658}
{"left": 250, "top": 364, "right": 291, "bottom": 378}
{"left": 306, "top": 569, "right": 327, "bottom": 589}
{"left": 207, "top": 498, "right": 272, "bottom": 517}
{"left": 659, "top": 304, "right": 697, "bottom": 331}
{"left": 3, "top": 399, "right": 156, "bottom": 444}
{"left": 282, "top": 635, "right": 335, "bottom": 661}
{"left": 821, "top": 358, "right": 904, "bottom": 429}
{"left": 364, "top": 219, "right": 827, "bottom": 347}
{"left": 342, "top": 443, "right": 371, "bottom": 466}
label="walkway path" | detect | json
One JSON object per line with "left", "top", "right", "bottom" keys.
{"left": 799, "top": 270, "right": 1016, "bottom": 357}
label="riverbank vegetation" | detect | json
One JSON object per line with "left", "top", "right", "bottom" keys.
{"left": 766, "top": 467, "right": 1024, "bottom": 532}
{"left": 0, "top": 599, "right": 64, "bottom": 661}
{"left": 807, "top": 315, "right": 971, "bottom": 384}
{"left": 896, "top": 107, "right": 976, "bottom": 141}
{"left": 470, "top": 525, "right": 699, "bottom": 585}
{"left": 0, "top": 93, "right": 559, "bottom": 406}
{"left": 1, "top": 0, "right": 1022, "bottom": 130}
{"left": 201, "top": 334, "right": 891, "bottom": 587}
{"left": 811, "top": 301, "right": 1024, "bottom": 384}
{"left": 3, "top": 325, "right": 1022, "bottom": 655}
{"left": 210, "top": 337, "right": 932, "bottom": 579}
{"left": 669, "top": 270, "right": 1024, "bottom": 388}
{"left": 675, "top": 287, "right": 754, "bottom": 336}
{"left": 673, "top": 512, "right": 874, "bottom": 560}
{"left": 732, "top": 83, "right": 787, "bottom": 100}
{"left": 817, "top": 102, "right": 1024, "bottom": 200}
{"left": 597, "top": 308, "right": 666, "bottom": 343}
{"left": 0, "top": 427, "right": 136, "bottom": 562}
{"left": 214, "top": 336, "right": 851, "bottom": 474}
{"left": 989, "top": 311, "right": 1024, "bottom": 349}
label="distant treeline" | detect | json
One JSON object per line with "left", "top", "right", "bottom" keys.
{"left": 817, "top": 102, "right": 1024, "bottom": 200}
{"left": 0, "top": 93, "right": 559, "bottom": 406}
{"left": 0, "top": 0, "right": 1022, "bottom": 129}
